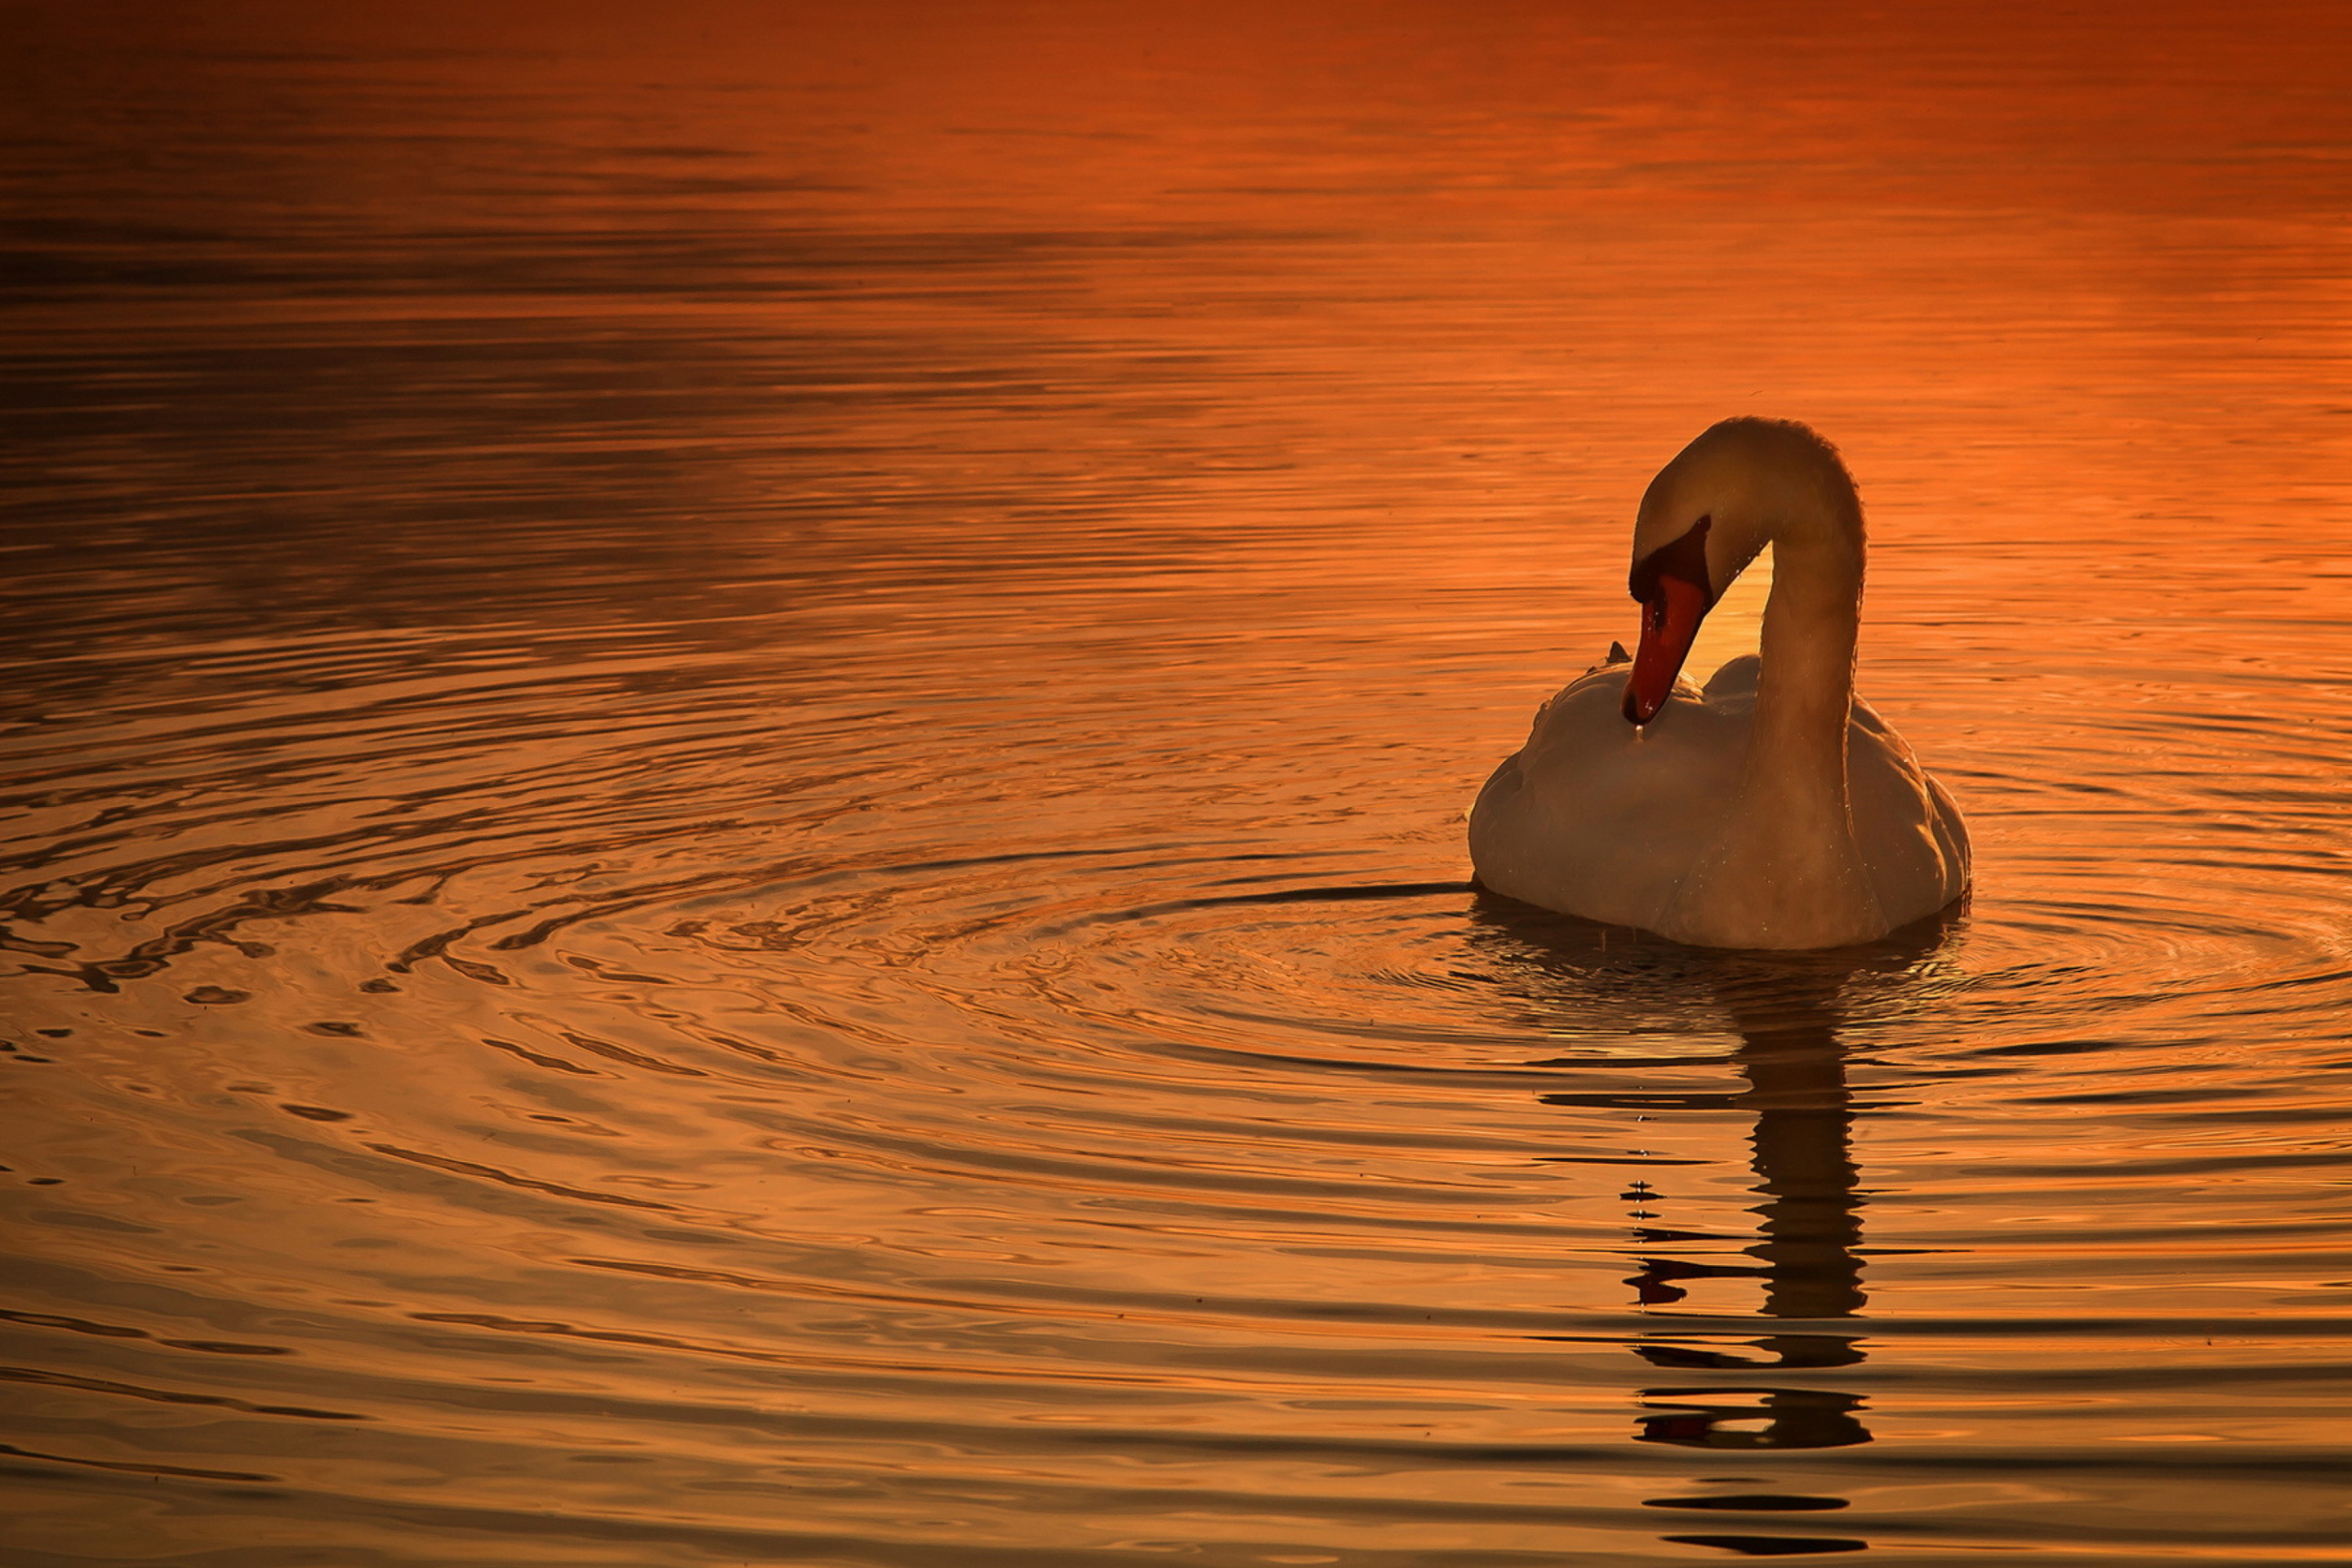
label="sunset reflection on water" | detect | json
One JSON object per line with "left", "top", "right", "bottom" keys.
{"left": 3, "top": 2, "right": 2349, "bottom": 1564}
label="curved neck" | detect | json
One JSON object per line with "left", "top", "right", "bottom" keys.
{"left": 1748, "top": 518, "right": 1863, "bottom": 816}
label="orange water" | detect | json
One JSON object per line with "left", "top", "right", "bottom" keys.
{"left": 5, "top": 4, "right": 2350, "bottom": 1563}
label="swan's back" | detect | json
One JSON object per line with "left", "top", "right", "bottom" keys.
{"left": 1468, "top": 662, "right": 1742, "bottom": 931}
{"left": 1469, "top": 656, "right": 1968, "bottom": 936}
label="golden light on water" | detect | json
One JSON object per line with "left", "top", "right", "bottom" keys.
{"left": 3, "top": 2, "right": 2350, "bottom": 1562}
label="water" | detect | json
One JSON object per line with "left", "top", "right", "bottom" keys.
{"left": 5, "top": 3, "right": 2351, "bottom": 1563}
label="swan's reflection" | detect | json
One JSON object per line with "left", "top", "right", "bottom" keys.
{"left": 1618, "top": 975, "right": 1877, "bottom": 1453}
{"left": 1625, "top": 969, "right": 1866, "bottom": 1395}
{"left": 1472, "top": 898, "right": 1962, "bottom": 1468}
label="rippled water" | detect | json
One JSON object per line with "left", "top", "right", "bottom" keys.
{"left": 6, "top": 4, "right": 2352, "bottom": 1564}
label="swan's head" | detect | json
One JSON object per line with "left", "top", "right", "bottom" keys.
{"left": 1622, "top": 510, "right": 1719, "bottom": 725}
{"left": 1620, "top": 418, "right": 1848, "bottom": 724}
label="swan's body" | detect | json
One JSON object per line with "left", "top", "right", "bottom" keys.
{"left": 1468, "top": 418, "right": 1968, "bottom": 949}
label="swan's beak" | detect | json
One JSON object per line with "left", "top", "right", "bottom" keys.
{"left": 1623, "top": 574, "right": 1709, "bottom": 725}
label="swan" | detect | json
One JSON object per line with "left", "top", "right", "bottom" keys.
{"left": 1468, "top": 417, "right": 1968, "bottom": 949}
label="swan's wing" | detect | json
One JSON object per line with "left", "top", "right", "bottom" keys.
{"left": 1699, "top": 653, "right": 1762, "bottom": 702}
{"left": 1470, "top": 670, "right": 1745, "bottom": 926}
{"left": 1847, "top": 710, "right": 1971, "bottom": 918}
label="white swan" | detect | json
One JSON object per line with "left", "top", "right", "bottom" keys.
{"left": 1468, "top": 417, "right": 1968, "bottom": 949}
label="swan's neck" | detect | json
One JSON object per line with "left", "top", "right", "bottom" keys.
{"left": 1748, "top": 518, "right": 1863, "bottom": 818}
{"left": 1659, "top": 510, "right": 1873, "bottom": 947}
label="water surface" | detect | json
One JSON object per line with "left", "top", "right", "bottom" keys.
{"left": 5, "top": 4, "right": 2351, "bottom": 1564}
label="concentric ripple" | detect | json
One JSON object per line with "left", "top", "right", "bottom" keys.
{"left": 7, "top": 577, "right": 2350, "bottom": 1565}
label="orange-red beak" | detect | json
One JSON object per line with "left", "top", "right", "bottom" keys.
{"left": 1623, "top": 572, "right": 1710, "bottom": 724}
{"left": 1622, "top": 514, "right": 1716, "bottom": 726}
